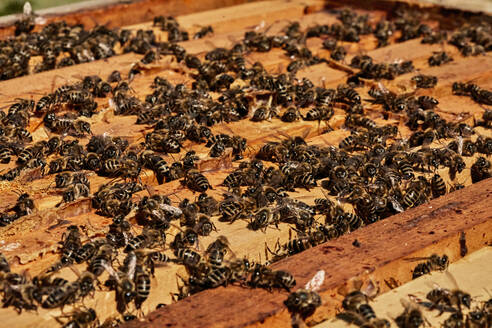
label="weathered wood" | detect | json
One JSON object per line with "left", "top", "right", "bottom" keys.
{"left": 124, "top": 178, "right": 492, "bottom": 328}
{"left": 0, "top": 0, "right": 266, "bottom": 39}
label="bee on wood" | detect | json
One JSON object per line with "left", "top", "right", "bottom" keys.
{"left": 219, "top": 193, "right": 247, "bottom": 223}
{"left": 248, "top": 263, "right": 296, "bottom": 291}
{"left": 125, "top": 228, "right": 166, "bottom": 253}
{"left": 471, "top": 157, "right": 491, "bottom": 183}
{"left": 205, "top": 236, "right": 235, "bottom": 268}
{"left": 407, "top": 254, "right": 449, "bottom": 279}
{"left": 248, "top": 207, "right": 280, "bottom": 232}
{"left": 54, "top": 307, "right": 98, "bottom": 328}
{"left": 135, "top": 249, "right": 170, "bottom": 276}
{"left": 194, "top": 26, "right": 213, "bottom": 39}
{"left": 395, "top": 299, "right": 426, "bottom": 328}
{"left": 196, "top": 193, "right": 218, "bottom": 215}
{"left": 426, "top": 286, "right": 471, "bottom": 315}
{"left": 428, "top": 51, "right": 453, "bottom": 66}
{"left": 103, "top": 253, "right": 136, "bottom": 313}
{"left": 331, "top": 45, "right": 347, "bottom": 61}
{"left": 182, "top": 169, "right": 211, "bottom": 192}
{"left": 194, "top": 214, "right": 217, "bottom": 236}
{"left": 134, "top": 266, "right": 151, "bottom": 309}
{"left": 412, "top": 75, "right": 437, "bottom": 89}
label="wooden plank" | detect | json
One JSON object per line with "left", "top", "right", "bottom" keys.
{"left": 0, "top": 0, "right": 265, "bottom": 39}
{"left": 123, "top": 178, "right": 492, "bottom": 328}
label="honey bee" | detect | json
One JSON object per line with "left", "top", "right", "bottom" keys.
{"left": 395, "top": 299, "right": 426, "bottom": 328}
{"left": 428, "top": 51, "right": 453, "bottom": 66}
{"left": 248, "top": 263, "right": 296, "bottom": 291}
{"left": 426, "top": 286, "right": 471, "bottom": 315}
{"left": 205, "top": 236, "right": 234, "bottom": 268}
{"left": 194, "top": 26, "right": 213, "bottom": 39}
{"left": 54, "top": 307, "right": 98, "bottom": 328}
{"left": 103, "top": 253, "right": 136, "bottom": 313}
{"left": 407, "top": 254, "right": 449, "bottom": 279}
{"left": 285, "top": 288, "right": 321, "bottom": 318}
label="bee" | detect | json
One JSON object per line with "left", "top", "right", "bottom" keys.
{"left": 430, "top": 173, "right": 446, "bottom": 198}
{"left": 443, "top": 313, "right": 465, "bottom": 328}
{"left": 205, "top": 236, "right": 234, "bottom": 268}
{"left": 74, "top": 238, "right": 106, "bottom": 264}
{"left": 103, "top": 253, "right": 136, "bottom": 313}
{"left": 248, "top": 207, "right": 280, "bottom": 232}
{"left": 196, "top": 193, "right": 218, "bottom": 215}
{"left": 89, "top": 244, "right": 115, "bottom": 277}
{"left": 331, "top": 45, "right": 347, "bottom": 61}
{"left": 194, "top": 214, "right": 217, "bottom": 236}
{"left": 0, "top": 147, "right": 13, "bottom": 164}
{"left": 267, "top": 231, "right": 313, "bottom": 261}
{"left": 60, "top": 183, "right": 90, "bottom": 204}
{"left": 219, "top": 195, "right": 246, "bottom": 223}
{"left": 394, "top": 299, "right": 425, "bottom": 328}
{"left": 41, "top": 280, "right": 79, "bottom": 309}
{"left": 471, "top": 157, "right": 491, "bottom": 183}
{"left": 194, "top": 26, "right": 213, "bottom": 39}
{"left": 108, "top": 70, "right": 122, "bottom": 83}
{"left": 54, "top": 307, "right": 98, "bottom": 328}
{"left": 417, "top": 95, "right": 439, "bottom": 109}
{"left": 285, "top": 288, "right": 321, "bottom": 318}
{"left": 3, "top": 282, "right": 42, "bottom": 312}
{"left": 135, "top": 266, "right": 151, "bottom": 309}
{"left": 35, "top": 94, "right": 54, "bottom": 114}
{"left": 13, "top": 193, "right": 34, "bottom": 217}
{"left": 426, "top": 285, "right": 471, "bottom": 314}
{"left": 182, "top": 169, "right": 211, "bottom": 192}
{"left": 248, "top": 264, "right": 296, "bottom": 291}
{"left": 251, "top": 104, "right": 278, "bottom": 122}
{"left": 338, "top": 295, "right": 390, "bottom": 328}
{"left": 428, "top": 51, "right": 453, "bottom": 66}
{"left": 125, "top": 228, "right": 166, "bottom": 253}
{"left": 408, "top": 254, "right": 449, "bottom": 279}
{"left": 173, "top": 248, "right": 202, "bottom": 268}
{"left": 136, "top": 249, "right": 169, "bottom": 276}
{"left": 460, "top": 44, "right": 485, "bottom": 57}
{"left": 0, "top": 167, "right": 22, "bottom": 181}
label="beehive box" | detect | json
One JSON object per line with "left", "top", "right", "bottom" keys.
{"left": 0, "top": 0, "right": 490, "bottom": 327}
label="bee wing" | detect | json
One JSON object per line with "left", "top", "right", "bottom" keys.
{"left": 126, "top": 253, "right": 137, "bottom": 281}
{"left": 404, "top": 256, "right": 432, "bottom": 262}
{"left": 444, "top": 271, "right": 461, "bottom": 290}
{"left": 457, "top": 136, "right": 463, "bottom": 155}
{"left": 101, "top": 260, "right": 119, "bottom": 281}
{"left": 159, "top": 203, "right": 183, "bottom": 217}
{"left": 23, "top": 2, "right": 32, "bottom": 16}
{"left": 390, "top": 197, "right": 404, "bottom": 213}
{"left": 304, "top": 270, "right": 325, "bottom": 292}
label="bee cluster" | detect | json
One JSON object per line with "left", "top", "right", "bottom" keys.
{"left": 0, "top": 3, "right": 490, "bottom": 327}
{"left": 337, "top": 279, "right": 492, "bottom": 328}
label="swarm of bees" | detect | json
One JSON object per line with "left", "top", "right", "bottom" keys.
{"left": 0, "top": 2, "right": 490, "bottom": 327}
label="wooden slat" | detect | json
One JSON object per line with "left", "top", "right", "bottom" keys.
{"left": 0, "top": 0, "right": 265, "bottom": 39}
{"left": 124, "top": 178, "right": 492, "bottom": 328}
